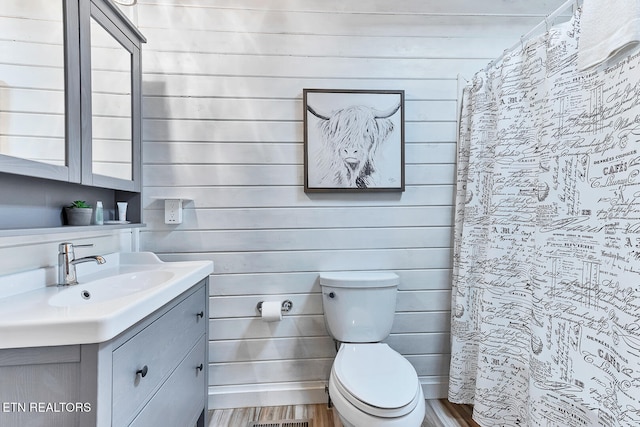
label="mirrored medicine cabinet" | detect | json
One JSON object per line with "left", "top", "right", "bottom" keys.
{"left": 1, "top": 0, "right": 145, "bottom": 189}
{"left": 0, "top": 0, "right": 145, "bottom": 230}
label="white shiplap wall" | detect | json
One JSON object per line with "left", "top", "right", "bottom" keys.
{"left": 129, "top": 0, "right": 569, "bottom": 409}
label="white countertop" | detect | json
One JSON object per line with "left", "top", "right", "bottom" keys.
{"left": 0, "top": 252, "right": 213, "bottom": 349}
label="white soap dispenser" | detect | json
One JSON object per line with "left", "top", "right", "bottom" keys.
{"left": 95, "top": 201, "right": 104, "bottom": 225}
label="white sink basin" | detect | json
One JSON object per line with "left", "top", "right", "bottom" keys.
{"left": 48, "top": 270, "right": 176, "bottom": 307}
{"left": 0, "top": 252, "right": 213, "bottom": 349}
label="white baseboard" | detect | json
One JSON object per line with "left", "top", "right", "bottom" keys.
{"left": 420, "top": 376, "right": 449, "bottom": 399}
{"left": 208, "top": 381, "right": 329, "bottom": 410}
{"left": 208, "top": 377, "right": 449, "bottom": 410}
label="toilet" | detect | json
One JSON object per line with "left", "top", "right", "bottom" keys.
{"left": 319, "top": 271, "right": 425, "bottom": 427}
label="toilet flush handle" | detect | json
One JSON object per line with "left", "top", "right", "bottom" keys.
{"left": 324, "top": 292, "right": 336, "bottom": 299}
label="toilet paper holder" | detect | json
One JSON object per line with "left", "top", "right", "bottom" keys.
{"left": 256, "top": 300, "right": 293, "bottom": 314}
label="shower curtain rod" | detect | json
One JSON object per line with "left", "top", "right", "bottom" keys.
{"left": 485, "top": 0, "right": 582, "bottom": 71}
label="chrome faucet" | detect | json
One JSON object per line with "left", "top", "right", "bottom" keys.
{"left": 57, "top": 242, "right": 106, "bottom": 286}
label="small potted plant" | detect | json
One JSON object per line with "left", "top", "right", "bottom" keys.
{"left": 64, "top": 200, "right": 93, "bottom": 226}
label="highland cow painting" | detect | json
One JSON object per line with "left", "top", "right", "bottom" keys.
{"left": 303, "top": 89, "right": 405, "bottom": 192}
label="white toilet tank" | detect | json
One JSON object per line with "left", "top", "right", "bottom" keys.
{"left": 319, "top": 271, "right": 399, "bottom": 343}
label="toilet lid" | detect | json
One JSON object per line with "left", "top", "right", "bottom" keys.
{"left": 333, "top": 343, "right": 419, "bottom": 411}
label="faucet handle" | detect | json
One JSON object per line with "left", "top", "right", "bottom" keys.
{"left": 58, "top": 242, "right": 94, "bottom": 253}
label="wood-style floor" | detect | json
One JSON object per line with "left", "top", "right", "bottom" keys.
{"left": 208, "top": 399, "right": 480, "bottom": 427}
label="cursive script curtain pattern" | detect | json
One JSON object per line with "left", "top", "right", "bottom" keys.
{"left": 450, "top": 10, "right": 640, "bottom": 427}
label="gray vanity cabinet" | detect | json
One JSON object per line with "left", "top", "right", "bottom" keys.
{"left": 0, "top": 279, "right": 209, "bottom": 427}
{"left": 109, "top": 282, "right": 207, "bottom": 426}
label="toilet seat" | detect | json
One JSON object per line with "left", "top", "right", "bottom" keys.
{"left": 332, "top": 343, "right": 421, "bottom": 418}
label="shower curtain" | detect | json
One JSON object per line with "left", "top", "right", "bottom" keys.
{"left": 450, "top": 9, "right": 640, "bottom": 427}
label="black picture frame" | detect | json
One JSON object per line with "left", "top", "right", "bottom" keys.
{"left": 303, "top": 89, "right": 405, "bottom": 192}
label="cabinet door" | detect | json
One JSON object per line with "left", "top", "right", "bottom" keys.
{"left": 0, "top": 0, "right": 81, "bottom": 182}
{"left": 0, "top": 346, "right": 83, "bottom": 427}
{"left": 80, "top": 0, "right": 143, "bottom": 192}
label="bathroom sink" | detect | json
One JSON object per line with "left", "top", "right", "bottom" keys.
{"left": 0, "top": 251, "right": 214, "bottom": 349}
{"left": 48, "top": 270, "right": 175, "bottom": 307}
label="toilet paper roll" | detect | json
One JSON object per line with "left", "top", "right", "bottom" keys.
{"left": 261, "top": 301, "right": 282, "bottom": 322}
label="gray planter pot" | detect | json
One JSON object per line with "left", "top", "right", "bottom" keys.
{"left": 65, "top": 207, "right": 93, "bottom": 226}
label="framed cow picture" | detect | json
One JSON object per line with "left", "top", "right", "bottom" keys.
{"left": 303, "top": 89, "right": 405, "bottom": 192}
